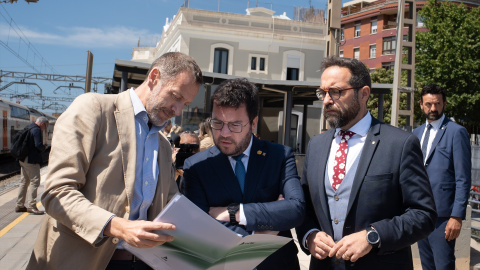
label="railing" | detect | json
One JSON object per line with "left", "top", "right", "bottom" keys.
{"left": 470, "top": 188, "right": 480, "bottom": 240}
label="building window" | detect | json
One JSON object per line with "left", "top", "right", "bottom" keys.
{"left": 210, "top": 43, "right": 234, "bottom": 75}
{"left": 354, "top": 48, "right": 360, "bottom": 60}
{"left": 339, "top": 50, "right": 344, "bottom": 58}
{"left": 383, "top": 36, "right": 396, "bottom": 55}
{"left": 282, "top": 50, "right": 304, "bottom": 81}
{"left": 213, "top": 48, "right": 229, "bottom": 74}
{"left": 340, "top": 28, "right": 345, "bottom": 41}
{"left": 417, "top": 15, "right": 425, "bottom": 27}
{"left": 370, "top": 45, "right": 376, "bottom": 58}
{"left": 248, "top": 54, "right": 268, "bottom": 74}
{"left": 382, "top": 62, "right": 395, "bottom": 70}
{"left": 354, "top": 23, "right": 361, "bottom": 37}
{"left": 371, "top": 19, "right": 377, "bottom": 34}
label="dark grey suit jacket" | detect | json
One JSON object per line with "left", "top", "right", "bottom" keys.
{"left": 296, "top": 116, "right": 437, "bottom": 270}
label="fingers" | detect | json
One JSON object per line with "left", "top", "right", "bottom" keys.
{"left": 309, "top": 231, "right": 335, "bottom": 260}
{"left": 277, "top": 194, "right": 284, "bottom": 201}
{"left": 111, "top": 219, "right": 177, "bottom": 248}
{"left": 329, "top": 231, "right": 372, "bottom": 262}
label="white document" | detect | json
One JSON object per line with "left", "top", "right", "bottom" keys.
{"left": 122, "top": 194, "right": 291, "bottom": 270}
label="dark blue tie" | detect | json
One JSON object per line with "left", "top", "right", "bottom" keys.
{"left": 421, "top": 124, "right": 432, "bottom": 159}
{"left": 234, "top": 154, "right": 245, "bottom": 193}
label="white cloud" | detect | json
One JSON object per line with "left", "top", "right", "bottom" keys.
{"left": 0, "top": 22, "right": 155, "bottom": 49}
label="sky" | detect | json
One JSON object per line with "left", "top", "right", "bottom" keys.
{"left": 0, "top": 0, "right": 333, "bottom": 115}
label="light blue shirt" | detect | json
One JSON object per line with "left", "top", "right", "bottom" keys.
{"left": 129, "top": 88, "right": 162, "bottom": 221}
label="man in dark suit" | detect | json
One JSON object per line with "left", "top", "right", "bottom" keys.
{"left": 182, "top": 78, "right": 305, "bottom": 270}
{"left": 296, "top": 57, "right": 437, "bottom": 270}
{"left": 413, "top": 84, "right": 471, "bottom": 270}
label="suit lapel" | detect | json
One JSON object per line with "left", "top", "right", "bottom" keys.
{"left": 310, "top": 129, "right": 335, "bottom": 233}
{"left": 426, "top": 117, "right": 449, "bottom": 161}
{"left": 244, "top": 137, "right": 267, "bottom": 202}
{"left": 347, "top": 117, "right": 380, "bottom": 214}
{"left": 208, "top": 146, "right": 244, "bottom": 201}
{"left": 113, "top": 91, "right": 137, "bottom": 208}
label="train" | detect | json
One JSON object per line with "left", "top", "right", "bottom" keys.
{"left": 0, "top": 98, "right": 56, "bottom": 156}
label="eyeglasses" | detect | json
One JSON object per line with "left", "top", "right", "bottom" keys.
{"left": 210, "top": 119, "right": 249, "bottom": 133}
{"left": 315, "top": 86, "right": 363, "bottom": 101}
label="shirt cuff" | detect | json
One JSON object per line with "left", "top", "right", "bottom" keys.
{"left": 302, "top": 228, "right": 320, "bottom": 249}
{"left": 239, "top": 203, "right": 247, "bottom": 226}
{"left": 96, "top": 214, "right": 116, "bottom": 244}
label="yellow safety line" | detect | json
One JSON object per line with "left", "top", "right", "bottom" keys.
{"left": 0, "top": 201, "right": 43, "bottom": 238}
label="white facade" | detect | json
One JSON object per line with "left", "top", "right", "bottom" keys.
{"left": 131, "top": 7, "right": 327, "bottom": 82}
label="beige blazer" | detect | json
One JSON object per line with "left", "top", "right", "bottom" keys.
{"left": 27, "top": 91, "right": 178, "bottom": 270}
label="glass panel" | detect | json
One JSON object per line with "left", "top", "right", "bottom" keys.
{"left": 259, "top": 58, "right": 265, "bottom": 71}
{"left": 287, "top": 68, "right": 299, "bottom": 81}
{"left": 251, "top": 57, "right": 257, "bottom": 70}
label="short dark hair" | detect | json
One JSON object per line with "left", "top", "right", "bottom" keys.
{"left": 421, "top": 84, "right": 446, "bottom": 102}
{"left": 320, "top": 57, "right": 371, "bottom": 89}
{"left": 211, "top": 78, "right": 259, "bottom": 122}
{"left": 147, "top": 52, "right": 203, "bottom": 85}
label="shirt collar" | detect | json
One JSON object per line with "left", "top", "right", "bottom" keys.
{"left": 129, "top": 88, "right": 146, "bottom": 116}
{"left": 426, "top": 114, "right": 445, "bottom": 130}
{"left": 335, "top": 111, "right": 372, "bottom": 137}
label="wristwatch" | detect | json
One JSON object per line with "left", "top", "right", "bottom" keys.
{"left": 366, "top": 226, "right": 380, "bottom": 248}
{"left": 227, "top": 203, "right": 240, "bottom": 225}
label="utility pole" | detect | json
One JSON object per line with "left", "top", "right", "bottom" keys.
{"left": 85, "top": 51, "right": 93, "bottom": 93}
{"left": 326, "top": 0, "right": 342, "bottom": 57}
{"left": 391, "top": 0, "right": 416, "bottom": 130}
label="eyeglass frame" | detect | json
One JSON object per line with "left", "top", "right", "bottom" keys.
{"left": 315, "top": 86, "right": 364, "bottom": 101}
{"left": 209, "top": 118, "right": 250, "bottom": 133}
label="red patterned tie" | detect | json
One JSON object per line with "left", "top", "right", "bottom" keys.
{"left": 332, "top": 130, "right": 355, "bottom": 191}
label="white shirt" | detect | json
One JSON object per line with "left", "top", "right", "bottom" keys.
{"left": 420, "top": 114, "right": 445, "bottom": 163}
{"left": 327, "top": 112, "right": 371, "bottom": 187}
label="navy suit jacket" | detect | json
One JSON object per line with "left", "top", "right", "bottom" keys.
{"left": 296, "top": 116, "right": 437, "bottom": 270}
{"left": 413, "top": 117, "right": 471, "bottom": 219}
{"left": 26, "top": 122, "right": 46, "bottom": 164}
{"left": 182, "top": 135, "right": 305, "bottom": 235}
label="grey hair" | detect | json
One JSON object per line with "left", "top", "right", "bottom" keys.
{"left": 35, "top": 117, "right": 48, "bottom": 124}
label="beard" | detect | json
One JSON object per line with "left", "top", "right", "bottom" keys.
{"left": 324, "top": 93, "right": 360, "bottom": 129}
{"left": 214, "top": 131, "right": 252, "bottom": 157}
{"left": 146, "top": 94, "right": 175, "bottom": 127}
{"left": 425, "top": 110, "right": 443, "bottom": 121}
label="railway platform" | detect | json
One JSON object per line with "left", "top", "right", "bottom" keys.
{"left": 0, "top": 167, "right": 478, "bottom": 270}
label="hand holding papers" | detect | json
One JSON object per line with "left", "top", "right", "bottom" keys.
{"left": 123, "top": 194, "right": 291, "bottom": 270}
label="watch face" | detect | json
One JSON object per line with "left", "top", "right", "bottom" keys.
{"left": 367, "top": 231, "right": 379, "bottom": 243}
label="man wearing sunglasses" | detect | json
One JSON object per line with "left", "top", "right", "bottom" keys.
{"left": 182, "top": 78, "right": 305, "bottom": 270}
{"left": 296, "top": 57, "right": 437, "bottom": 270}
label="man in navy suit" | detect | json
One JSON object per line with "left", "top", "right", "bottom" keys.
{"left": 182, "top": 78, "right": 305, "bottom": 270}
{"left": 296, "top": 57, "right": 437, "bottom": 270}
{"left": 413, "top": 84, "right": 471, "bottom": 270}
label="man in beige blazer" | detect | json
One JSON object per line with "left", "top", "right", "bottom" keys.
{"left": 27, "top": 52, "right": 203, "bottom": 270}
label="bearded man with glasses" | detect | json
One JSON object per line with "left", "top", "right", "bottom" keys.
{"left": 296, "top": 57, "right": 437, "bottom": 270}
{"left": 182, "top": 78, "right": 305, "bottom": 270}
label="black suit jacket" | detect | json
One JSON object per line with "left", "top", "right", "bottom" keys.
{"left": 182, "top": 136, "right": 305, "bottom": 269}
{"left": 296, "top": 116, "right": 437, "bottom": 270}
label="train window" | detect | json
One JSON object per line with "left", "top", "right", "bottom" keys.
{"left": 10, "top": 105, "right": 30, "bottom": 120}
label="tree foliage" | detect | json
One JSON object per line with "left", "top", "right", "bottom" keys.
{"left": 416, "top": 0, "right": 480, "bottom": 128}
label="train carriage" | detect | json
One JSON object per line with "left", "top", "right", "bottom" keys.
{"left": 0, "top": 98, "right": 55, "bottom": 156}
